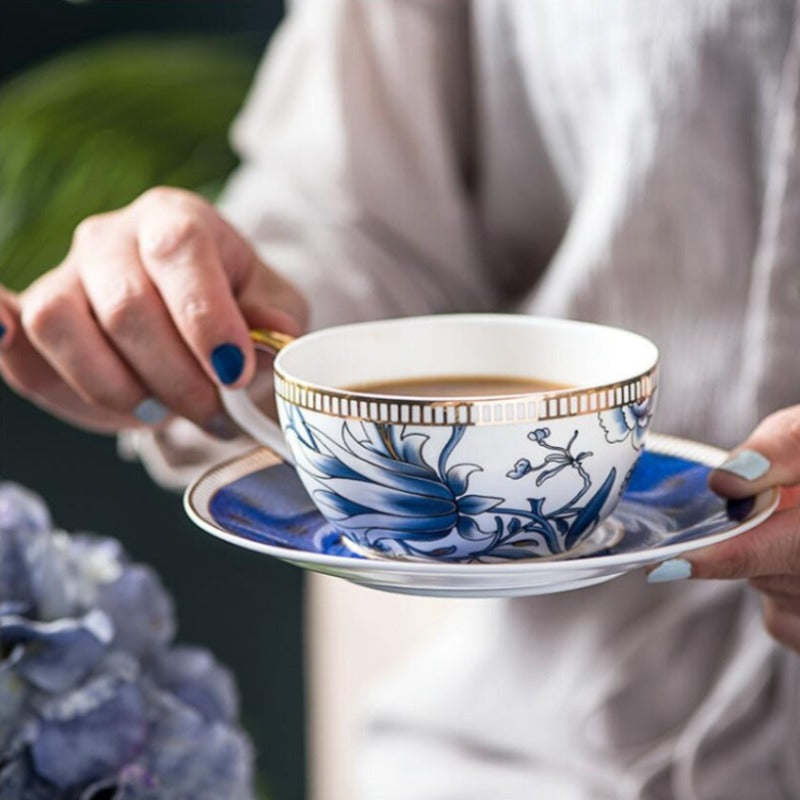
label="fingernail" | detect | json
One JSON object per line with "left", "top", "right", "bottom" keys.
{"left": 717, "top": 450, "right": 771, "bottom": 482}
{"left": 647, "top": 558, "right": 693, "bottom": 584}
{"left": 0, "top": 324, "right": 6, "bottom": 342}
{"left": 726, "top": 496, "right": 755, "bottom": 522}
{"left": 211, "top": 343, "right": 244, "bottom": 385}
{"left": 134, "top": 397, "right": 169, "bottom": 425}
{"left": 204, "top": 412, "right": 240, "bottom": 441}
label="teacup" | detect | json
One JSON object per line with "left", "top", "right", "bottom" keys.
{"left": 221, "top": 314, "right": 658, "bottom": 562}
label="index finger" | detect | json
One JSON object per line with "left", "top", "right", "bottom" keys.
{"left": 683, "top": 506, "right": 800, "bottom": 580}
{"left": 136, "top": 197, "right": 256, "bottom": 390}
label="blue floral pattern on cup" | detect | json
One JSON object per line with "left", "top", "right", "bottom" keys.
{"left": 282, "top": 407, "right": 618, "bottom": 561}
{"left": 598, "top": 391, "right": 657, "bottom": 451}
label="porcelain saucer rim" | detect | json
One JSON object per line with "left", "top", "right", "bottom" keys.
{"left": 184, "top": 433, "right": 779, "bottom": 575}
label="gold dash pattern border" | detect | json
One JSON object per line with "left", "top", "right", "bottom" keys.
{"left": 274, "top": 366, "right": 658, "bottom": 427}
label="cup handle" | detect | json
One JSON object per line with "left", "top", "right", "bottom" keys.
{"left": 220, "top": 329, "right": 295, "bottom": 464}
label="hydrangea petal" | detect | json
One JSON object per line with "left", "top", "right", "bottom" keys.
{"left": 140, "top": 692, "right": 254, "bottom": 800}
{"left": 0, "top": 656, "right": 32, "bottom": 754}
{"left": 1, "top": 610, "right": 113, "bottom": 693}
{"left": 95, "top": 566, "right": 175, "bottom": 659}
{"left": 149, "top": 646, "right": 238, "bottom": 723}
{"left": 32, "top": 680, "right": 147, "bottom": 789}
{"left": 0, "top": 484, "right": 52, "bottom": 536}
{"left": 0, "top": 756, "right": 54, "bottom": 800}
{"left": 0, "top": 530, "right": 37, "bottom": 616}
{"left": 27, "top": 531, "right": 95, "bottom": 621}
{"left": 0, "top": 484, "right": 256, "bottom": 799}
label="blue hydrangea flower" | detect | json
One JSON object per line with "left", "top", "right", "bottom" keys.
{"left": 0, "top": 482, "right": 256, "bottom": 800}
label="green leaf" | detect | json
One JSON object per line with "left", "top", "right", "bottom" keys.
{"left": 0, "top": 35, "right": 260, "bottom": 290}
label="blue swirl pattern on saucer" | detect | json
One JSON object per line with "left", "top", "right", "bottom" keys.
{"left": 208, "top": 451, "right": 754, "bottom": 562}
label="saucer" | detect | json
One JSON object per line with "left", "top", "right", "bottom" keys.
{"left": 184, "top": 434, "right": 779, "bottom": 598}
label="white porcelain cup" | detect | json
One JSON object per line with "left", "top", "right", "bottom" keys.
{"left": 222, "top": 314, "right": 659, "bottom": 562}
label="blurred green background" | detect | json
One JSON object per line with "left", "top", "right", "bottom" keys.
{"left": 0, "top": 2, "right": 307, "bottom": 798}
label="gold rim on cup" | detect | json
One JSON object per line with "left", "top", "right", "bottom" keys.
{"left": 248, "top": 329, "right": 659, "bottom": 428}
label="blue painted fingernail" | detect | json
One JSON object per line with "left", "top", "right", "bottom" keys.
{"left": 134, "top": 397, "right": 168, "bottom": 425}
{"left": 717, "top": 450, "right": 771, "bottom": 482}
{"left": 211, "top": 343, "right": 244, "bottom": 385}
{"left": 727, "top": 496, "right": 756, "bottom": 522}
{"left": 647, "top": 558, "right": 692, "bottom": 584}
{"left": 0, "top": 323, "right": 6, "bottom": 341}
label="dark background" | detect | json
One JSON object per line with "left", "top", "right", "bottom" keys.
{"left": 0, "top": 3, "right": 306, "bottom": 799}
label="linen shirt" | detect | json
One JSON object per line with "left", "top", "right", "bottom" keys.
{"left": 125, "top": 1, "right": 800, "bottom": 798}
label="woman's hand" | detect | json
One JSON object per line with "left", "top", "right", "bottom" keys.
{"left": 0, "top": 187, "right": 308, "bottom": 436}
{"left": 647, "top": 406, "right": 800, "bottom": 653}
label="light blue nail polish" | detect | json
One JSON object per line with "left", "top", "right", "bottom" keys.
{"left": 717, "top": 450, "right": 771, "bottom": 481}
{"left": 134, "top": 397, "right": 168, "bottom": 425}
{"left": 647, "top": 558, "right": 692, "bottom": 584}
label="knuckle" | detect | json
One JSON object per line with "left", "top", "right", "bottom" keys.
{"left": 21, "top": 288, "right": 75, "bottom": 346}
{"left": 98, "top": 283, "right": 150, "bottom": 340}
{"left": 179, "top": 295, "right": 216, "bottom": 327}
{"left": 142, "top": 212, "right": 207, "bottom": 262}
{"left": 137, "top": 186, "right": 210, "bottom": 220}
{"left": 79, "top": 382, "right": 129, "bottom": 412}
{"left": 72, "top": 214, "right": 111, "bottom": 249}
{"left": 138, "top": 185, "right": 188, "bottom": 209}
{"left": 166, "top": 215, "right": 203, "bottom": 249}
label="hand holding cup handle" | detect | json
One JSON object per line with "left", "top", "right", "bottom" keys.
{"left": 220, "top": 329, "right": 296, "bottom": 463}
{"left": 0, "top": 188, "right": 310, "bottom": 436}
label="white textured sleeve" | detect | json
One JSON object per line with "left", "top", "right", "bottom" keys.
{"left": 126, "top": 0, "right": 496, "bottom": 488}
{"left": 217, "top": 0, "right": 496, "bottom": 328}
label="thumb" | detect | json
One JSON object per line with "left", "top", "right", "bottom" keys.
{"left": 236, "top": 256, "right": 309, "bottom": 338}
{"left": 207, "top": 208, "right": 309, "bottom": 337}
{"left": 709, "top": 406, "right": 800, "bottom": 499}
{"left": 646, "top": 407, "right": 799, "bottom": 584}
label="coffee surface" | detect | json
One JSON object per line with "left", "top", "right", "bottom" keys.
{"left": 347, "top": 375, "right": 570, "bottom": 398}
